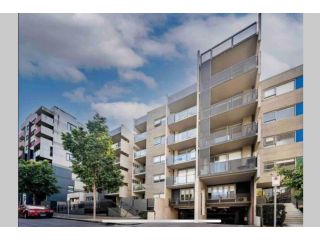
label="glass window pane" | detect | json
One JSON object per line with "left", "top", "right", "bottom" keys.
{"left": 228, "top": 151, "right": 242, "bottom": 160}
{"left": 276, "top": 107, "right": 294, "bottom": 121}
{"left": 276, "top": 132, "right": 294, "bottom": 146}
{"left": 264, "top": 111, "right": 275, "bottom": 123}
{"left": 264, "top": 88, "right": 275, "bottom": 99}
{"left": 276, "top": 81, "right": 294, "bottom": 95}
{"left": 264, "top": 136, "right": 275, "bottom": 147}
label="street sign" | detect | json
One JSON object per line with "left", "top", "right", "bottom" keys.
{"left": 272, "top": 175, "right": 281, "bottom": 187}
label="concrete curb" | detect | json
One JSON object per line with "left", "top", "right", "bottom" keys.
{"left": 52, "top": 215, "right": 104, "bottom": 224}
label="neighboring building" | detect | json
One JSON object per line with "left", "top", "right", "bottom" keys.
{"left": 18, "top": 106, "right": 83, "bottom": 203}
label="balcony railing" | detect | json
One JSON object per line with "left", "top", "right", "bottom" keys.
{"left": 200, "top": 122, "right": 257, "bottom": 149}
{"left": 109, "top": 126, "right": 121, "bottom": 137}
{"left": 202, "top": 89, "right": 257, "bottom": 119}
{"left": 200, "top": 22, "right": 257, "bottom": 63}
{"left": 207, "top": 193, "right": 251, "bottom": 204}
{"left": 134, "top": 132, "right": 147, "bottom": 143}
{"left": 19, "top": 131, "right": 25, "bottom": 140}
{"left": 199, "top": 157, "right": 257, "bottom": 177}
{"left": 168, "top": 106, "right": 197, "bottom": 125}
{"left": 18, "top": 141, "right": 25, "bottom": 149}
{"left": 134, "top": 115, "right": 147, "bottom": 127}
{"left": 166, "top": 176, "right": 195, "bottom": 187}
{"left": 134, "top": 149, "right": 146, "bottom": 159}
{"left": 168, "top": 83, "right": 197, "bottom": 105}
{"left": 167, "top": 151, "right": 196, "bottom": 166}
{"left": 35, "top": 114, "right": 54, "bottom": 126}
{"left": 134, "top": 166, "right": 146, "bottom": 175}
{"left": 168, "top": 128, "right": 196, "bottom": 145}
{"left": 169, "top": 199, "right": 194, "bottom": 207}
{"left": 133, "top": 184, "right": 145, "bottom": 191}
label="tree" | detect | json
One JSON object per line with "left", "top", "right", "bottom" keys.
{"left": 62, "top": 114, "right": 123, "bottom": 219}
{"left": 18, "top": 159, "right": 59, "bottom": 205}
{"left": 276, "top": 162, "right": 303, "bottom": 201}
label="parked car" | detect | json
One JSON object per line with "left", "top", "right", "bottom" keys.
{"left": 18, "top": 205, "right": 54, "bottom": 218}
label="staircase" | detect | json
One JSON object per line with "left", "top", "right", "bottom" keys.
{"left": 283, "top": 203, "right": 303, "bottom": 227}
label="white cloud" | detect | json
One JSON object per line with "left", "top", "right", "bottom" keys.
{"left": 63, "top": 83, "right": 129, "bottom": 103}
{"left": 91, "top": 101, "right": 160, "bottom": 130}
{"left": 260, "top": 14, "right": 303, "bottom": 79}
{"left": 118, "top": 69, "right": 157, "bottom": 89}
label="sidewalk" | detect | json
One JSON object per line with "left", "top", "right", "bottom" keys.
{"left": 53, "top": 213, "right": 128, "bottom": 223}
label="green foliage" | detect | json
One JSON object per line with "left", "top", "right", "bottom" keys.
{"left": 276, "top": 163, "right": 303, "bottom": 200}
{"left": 62, "top": 113, "right": 123, "bottom": 194}
{"left": 262, "top": 204, "right": 286, "bottom": 226}
{"left": 18, "top": 159, "right": 59, "bottom": 203}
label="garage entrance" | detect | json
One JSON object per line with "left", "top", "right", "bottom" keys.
{"left": 207, "top": 206, "right": 249, "bottom": 225}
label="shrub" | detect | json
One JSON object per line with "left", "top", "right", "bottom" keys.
{"left": 262, "top": 204, "right": 286, "bottom": 226}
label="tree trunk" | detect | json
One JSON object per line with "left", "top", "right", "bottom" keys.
{"left": 33, "top": 194, "right": 36, "bottom": 205}
{"left": 93, "top": 183, "right": 96, "bottom": 219}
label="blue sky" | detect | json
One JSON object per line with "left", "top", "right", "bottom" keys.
{"left": 19, "top": 13, "right": 302, "bottom": 130}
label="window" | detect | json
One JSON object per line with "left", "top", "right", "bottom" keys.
{"left": 153, "top": 174, "right": 165, "bottom": 183}
{"left": 67, "top": 122, "right": 76, "bottom": 131}
{"left": 154, "top": 117, "right": 166, "bottom": 127}
{"left": 263, "top": 132, "right": 295, "bottom": 148}
{"left": 264, "top": 159, "right": 295, "bottom": 172}
{"left": 66, "top": 153, "right": 74, "bottom": 161}
{"left": 264, "top": 88, "right": 276, "bottom": 99}
{"left": 263, "top": 106, "right": 294, "bottom": 123}
{"left": 208, "top": 184, "right": 236, "bottom": 200}
{"left": 176, "top": 168, "right": 195, "bottom": 184}
{"left": 50, "top": 146, "right": 53, "bottom": 157}
{"left": 86, "top": 196, "right": 93, "bottom": 202}
{"left": 180, "top": 188, "right": 194, "bottom": 201}
{"left": 154, "top": 135, "right": 165, "bottom": 145}
{"left": 153, "top": 155, "right": 165, "bottom": 164}
{"left": 263, "top": 80, "right": 295, "bottom": 99}
{"left": 153, "top": 193, "right": 165, "bottom": 198}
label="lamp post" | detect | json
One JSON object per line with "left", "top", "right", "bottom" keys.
{"left": 272, "top": 174, "right": 281, "bottom": 227}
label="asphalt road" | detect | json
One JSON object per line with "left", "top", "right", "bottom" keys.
{"left": 19, "top": 218, "right": 105, "bottom": 227}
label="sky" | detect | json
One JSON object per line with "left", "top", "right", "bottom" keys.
{"left": 19, "top": 13, "right": 303, "bottom": 130}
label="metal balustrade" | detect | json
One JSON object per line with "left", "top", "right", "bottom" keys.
{"left": 166, "top": 151, "right": 196, "bottom": 166}
{"left": 134, "top": 115, "right": 147, "bottom": 127}
{"left": 167, "top": 128, "right": 197, "bottom": 145}
{"left": 166, "top": 176, "right": 195, "bottom": 187}
{"left": 202, "top": 89, "right": 257, "bottom": 119}
{"left": 200, "top": 122, "right": 257, "bottom": 149}
{"left": 134, "top": 149, "right": 146, "bottom": 159}
{"left": 168, "top": 83, "right": 197, "bottom": 105}
{"left": 134, "top": 132, "right": 147, "bottom": 142}
{"left": 199, "top": 157, "right": 257, "bottom": 177}
{"left": 168, "top": 105, "right": 197, "bottom": 125}
{"left": 134, "top": 166, "right": 146, "bottom": 175}
{"left": 200, "top": 22, "right": 257, "bottom": 63}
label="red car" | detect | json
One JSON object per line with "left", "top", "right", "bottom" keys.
{"left": 19, "top": 205, "right": 54, "bottom": 218}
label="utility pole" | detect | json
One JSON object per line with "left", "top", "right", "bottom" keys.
{"left": 272, "top": 174, "right": 280, "bottom": 227}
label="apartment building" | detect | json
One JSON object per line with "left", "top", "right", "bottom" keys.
{"left": 18, "top": 106, "right": 83, "bottom": 203}
{"left": 134, "top": 19, "right": 302, "bottom": 225}
{"left": 256, "top": 66, "right": 303, "bottom": 208}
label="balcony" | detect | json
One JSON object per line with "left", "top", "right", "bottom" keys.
{"left": 134, "top": 166, "right": 146, "bottom": 177}
{"left": 168, "top": 83, "right": 197, "bottom": 105}
{"left": 18, "top": 141, "right": 25, "bottom": 150}
{"left": 134, "top": 149, "right": 146, "bottom": 163}
{"left": 18, "top": 151, "right": 24, "bottom": 159}
{"left": 134, "top": 132, "right": 147, "bottom": 149}
{"left": 167, "top": 128, "right": 196, "bottom": 151}
{"left": 133, "top": 184, "right": 145, "bottom": 192}
{"left": 199, "top": 157, "right": 257, "bottom": 185}
{"left": 166, "top": 176, "right": 195, "bottom": 189}
{"left": 200, "top": 122, "right": 257, "bottom": 153}
{"left": 202, "top": 89, "right": 257, "bottom": 129}
{"left": 169, "top": 199, "right": 194, "bottom": 208}
{"left": 19, "top": 131, "right": 25, "bottom": 140}
{"left": 35, "top": 114, "right": 54, "bottom": 128}
{"left": 207, "top": 193, "right": 251, "bottom": 206}
{"left": 168, "top": 106, "right": 197, "bottom": 132}
{"left": 35, "top": 126, "right": 54, "bottom": 140}
{"left": 166, "top": 151, "right": 196, "bottom": 169}
{"left": 34, "top": 138, "right": 41, "bottom": 148}
{"left": 134, "top": 115, "right": 147, "bottom": 132}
